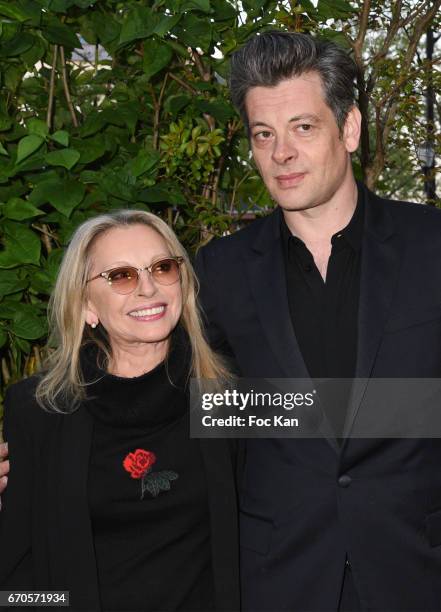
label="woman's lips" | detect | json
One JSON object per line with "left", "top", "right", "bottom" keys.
{"left": 275, "top": 172, "right": 306, "bottom": 188}
{"left": 128, "top": 303, "right": 167, "bottom": 321}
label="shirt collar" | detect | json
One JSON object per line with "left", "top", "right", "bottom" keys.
{"left": 280, "top": 185, "right": 365, "bottom": 253}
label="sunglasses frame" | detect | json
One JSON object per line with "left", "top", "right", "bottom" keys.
{"left": 87, "top": 256, "right": 184, "bottom": 293}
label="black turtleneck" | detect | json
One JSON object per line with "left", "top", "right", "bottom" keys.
{"left": 83, "top": 329, "right": 214, "bottom": 611}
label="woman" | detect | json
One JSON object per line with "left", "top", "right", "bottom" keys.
{"left": 0, "top": 210, "right": 239, "bottom": 611}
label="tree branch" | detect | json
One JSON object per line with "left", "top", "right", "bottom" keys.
{"left": 60, "top": 46, "right": 79, "bottom": 128}
{"left": 153, "top": 73, "right": 169, "bottom": 150}
{"left": 366, "top": 0, "right": 441, "bottom": 186}
{"left": 191, "top": 48, "right": 211, "bottom": 82}
{"left": 352, "top": 0, "right": 371, "bottom": 59}
{"left": 168, "top": 72, "right": 197, "bottom": 95}
{"left": 46, "top": 44, "right": 58, "bottom": 129}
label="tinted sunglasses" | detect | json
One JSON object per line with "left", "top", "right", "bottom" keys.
{"left": 87, "top": 257, "right": 184, "bottom": 294}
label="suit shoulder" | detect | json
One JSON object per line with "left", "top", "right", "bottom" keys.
{"left": 200, "top": 211, "right": 276, "bottom": 258}
{"left": 383, "top": 197, "right": 441, "bottom": 232}
{"left": 4, "top": 375, "right": 51, "bottom": 431}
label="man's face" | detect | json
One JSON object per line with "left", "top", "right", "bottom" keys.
{"left": 245, "top": 72, "right": 360, "bottom": 213}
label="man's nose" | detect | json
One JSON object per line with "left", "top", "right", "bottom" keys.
{"left": 272, "top": 135, "right": 298, "bottom": 164}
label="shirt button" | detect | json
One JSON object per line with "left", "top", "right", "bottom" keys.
{"left": 338, "top": 474, "right": 352, "bottom": 488}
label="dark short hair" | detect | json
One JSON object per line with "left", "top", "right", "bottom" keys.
{"left": 229, "top": 31, "right": 357, "bottom": 132}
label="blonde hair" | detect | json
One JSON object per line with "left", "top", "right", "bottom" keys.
{"left": 36, "top": 210, "right": 229, "bottom": 412}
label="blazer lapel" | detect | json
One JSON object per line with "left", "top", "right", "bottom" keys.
{"left": 245, "top": 209, "right": 309, "bottom": 379}
{"left": 343, "top": 189, "right": 403, "bottom": 440}
{"left": 245, "top": 210, "right": 339, "bottom": 452}
{"left": 48, "top": 407, "right": 100, "bottom": 610}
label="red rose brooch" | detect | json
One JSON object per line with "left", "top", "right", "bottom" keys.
{"left": 123, "top": 449, "right": 178, "bottom": 499}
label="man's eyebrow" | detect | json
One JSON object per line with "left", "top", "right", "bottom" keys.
{"left": 249, "top": 114, "right": 321, "bottom": 129}
{"left": 289, "top": 113, "right": 321, "bottom": 123}
{"left": 249, "top": 121, "right": 272, "bottom": 129}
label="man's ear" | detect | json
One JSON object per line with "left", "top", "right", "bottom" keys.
{"left": 343, "top": 105, "right": 362, "bottom": 153}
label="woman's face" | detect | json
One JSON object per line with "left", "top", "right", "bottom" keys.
{"left": 85, "top": 224, "right": 183, "bottom": 358}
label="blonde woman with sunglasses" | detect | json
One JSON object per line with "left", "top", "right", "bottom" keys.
{"left": 0, "top": 210, "right": 239, "bottom": 611}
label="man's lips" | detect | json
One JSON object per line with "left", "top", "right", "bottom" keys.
{"left": 275, "top": 172, "right": 306, "bottom": 187}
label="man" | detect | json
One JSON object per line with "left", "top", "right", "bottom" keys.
{"left": 195, "top": 32, "right": 441, "bottom": 610}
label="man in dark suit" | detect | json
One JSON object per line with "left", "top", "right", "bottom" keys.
{"left": 195, "top": 31, "right": 441, "bottom": 611}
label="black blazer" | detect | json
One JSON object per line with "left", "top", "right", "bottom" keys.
{"left": 195, "top": 184, "right": 441, "bottom": 611}
{"left": 0, "top": 377, "right": 240, "bottom": 611}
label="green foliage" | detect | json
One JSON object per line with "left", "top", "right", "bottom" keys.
{"left": 0, "top": 0, "right": 439, "bottom": 414}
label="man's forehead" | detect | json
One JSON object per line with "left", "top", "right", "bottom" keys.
{"left": 245, "top": 72, "right": 327, "bottom": 114}
{"left": 245, "top": 73, "right": 330, "bottom": 127}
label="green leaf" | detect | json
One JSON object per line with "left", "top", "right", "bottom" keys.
{"left": 29, "top": 178, "right": 85, "bottom": 216}
{"left": 0, "top": 327, "right": 7, "bottom": 348}
{"left": 160, "top": 470, "right": 179, "bottom": 481}
{"left": 316, "top": 0, "right": 354, "bottom": 19}
{"left": 12, "top": 311, "right": 47, "bottom": 340}
{"left": 139, "top": 184, "right": 186, "bottom": 205}
{"left": 115, "top": 102, "right": 140, "bottom": 136}
{"left": 0, "top": 1, "right": 30, "bottom": 21}
{"left": 72, "top": 136, "right": 106, "bottom": 164}
{"left": 178, "top": 14, "right": 212, "bottom": 52}
{"left": 90, "top": 11, "right": 120, "bottom": 44}
{"left": 16, "top": 135, "right": 44, "bottom": 164}
{"left": 181, "top": 0, "right": 212, "bottom": 12}
{"left": 195, "top": 99, "right": 235, "bottom": 123}
{"left": 0, "top": 270, "right": 28, "bottom": 296}
{"left": 0, "top": 33, "right": 35, "bottom": 57}
{"left": 73, "top": 0, "right": 98, "bottom": 7}
{"left": 27, "top": 118, "right": 49, "bottom": 139}
{"left": 3, "top": 197, "right": 43, "bottom": 220}
{"left": 0, "top": 115, "right": 12, "bottom": 132}
{"left": 14, "top": 336, "right": 31, "bottom": 353}
{"left": 50, "top": 130, "right": 69, "bottom": 146}
{"left": 119, "top": 6, "right": 158, "bottom": 46}
{"left": 143, "top": 476, "right": 160, "bottom": 498}
{"left": 143, "top": 39, "right": 173, "bottom": 81}
{"left": 43, "top": 22, "right": 81, "bottom": 48}
{"left": 164, "top": 94, "right": 192, "bottom": 117}
{"left": 0, "top": 142, "right": 8, "bottom": 156}
{"left": 0, "top": 221, "right": 41, "bottom": 267}
{"left": 47, "top": 0, "right": 70, "bottom": 12}
{"left": 45, "top": 148, "right": 80, "bottom": 170}
{"left": 211, "top": 0, "right": 237, "bottom": 20}
{"left": 154, "top": 14, "right": 182, "bottom": 38}
{"left": 127, "top": 148, "right": 160, "bottom": 178}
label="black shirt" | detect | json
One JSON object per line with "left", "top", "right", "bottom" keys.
{"left": 281, "top": 190, "right": 364, "bottom": 438}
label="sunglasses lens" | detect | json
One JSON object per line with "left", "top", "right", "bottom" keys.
{"left": 151, "top": 258, "right": 181, "bottom": 285}
{"left": 107, "top": 267, "right": 138, "bottom": 294}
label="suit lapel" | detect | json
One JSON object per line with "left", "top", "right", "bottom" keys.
{"left": 48, "top": 406, "right": 100, "bottom": 610}
{"left": 245, "top": 210, "right": 339, "bottom": 452}
{"left": 245, "top": 210, "right": 309, "bottom": 379}
{"left": 343, "top": 189, "right": 403, "bottom": 440}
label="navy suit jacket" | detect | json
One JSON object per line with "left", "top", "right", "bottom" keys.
{"left": 195, "top": 184, "right": 441, "bottom": 611}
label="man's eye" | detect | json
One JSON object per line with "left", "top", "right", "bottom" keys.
{"left": 254, "top": 131, "right": 272, "bottom": 141}
{"left": 298, "top": 124, "right": 312, "bottom": 132}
